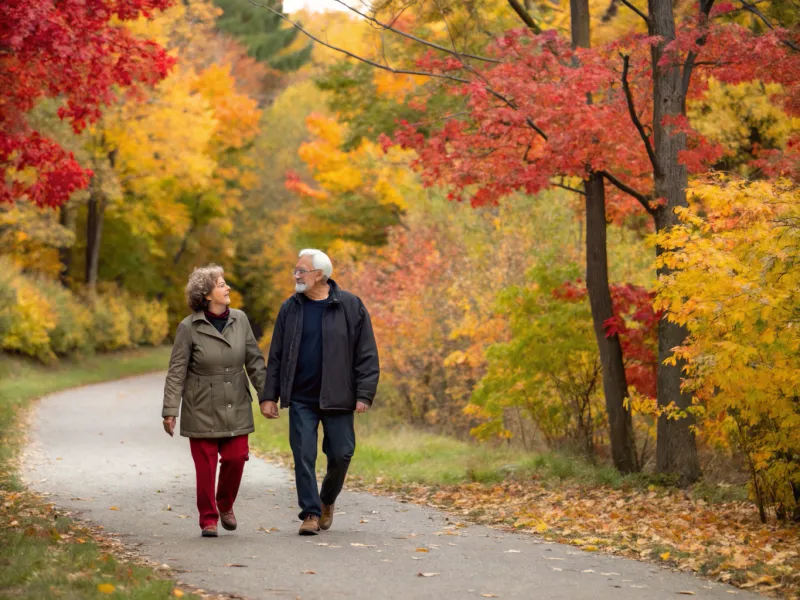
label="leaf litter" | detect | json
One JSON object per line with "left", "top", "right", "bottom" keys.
{"left": 345, "top": 478, "right": 799, "bottom": 597}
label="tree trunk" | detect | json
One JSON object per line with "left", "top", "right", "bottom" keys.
{"left": 58, "top": 205, "right": 72, "bottom": 286}
{"left": 85, "top": 181, "right": 105, "bottom": 289}
{"left": 649, "top": 0, "right": 701, "bottom": 484}
{"left": 585, "top": 174, "right": 638, "bottom": 472}
{"left": 569, "top": 0, "right": 590, "bottom": 48}
{"left": 572, "top": 0, "right": 638, "bottom": 472}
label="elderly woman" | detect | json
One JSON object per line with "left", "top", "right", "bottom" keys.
{"left": 162, "top": 265, "right": 266, "bottom": 538}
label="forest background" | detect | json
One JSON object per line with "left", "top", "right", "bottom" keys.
{"left": 1, "top": 0, "right": 798, "bottom": 593}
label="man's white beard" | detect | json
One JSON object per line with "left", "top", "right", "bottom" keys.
{"left": 295, "top": 282, "right": 308, "bottom": 293}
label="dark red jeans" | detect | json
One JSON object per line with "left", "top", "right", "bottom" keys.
{"left": 189, "top": 435, "right": 249, "bottom": 529}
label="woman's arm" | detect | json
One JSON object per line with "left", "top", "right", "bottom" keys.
{"left": 163, "top": 321, "right": 191, "bottom": 421}
{"left": 243, "top": 313, "right": 267, "bottom": 401}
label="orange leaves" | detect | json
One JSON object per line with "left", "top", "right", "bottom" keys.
{"left": 361, "top": 477, "right": 800, "bottom": 597}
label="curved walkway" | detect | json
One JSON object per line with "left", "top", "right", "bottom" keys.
{"left": 22, "top": 372, "right": 758, "bottom": 599}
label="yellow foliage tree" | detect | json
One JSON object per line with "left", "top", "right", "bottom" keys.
{"left": 655, "top": 176, "right": 799, "bottom": 521}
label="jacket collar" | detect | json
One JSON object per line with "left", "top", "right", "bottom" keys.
{"left": 294, "top": 278, "right": 340, "bottom": 305}
{"left": 192, "top": 309, "right": 238, "bottom": 346}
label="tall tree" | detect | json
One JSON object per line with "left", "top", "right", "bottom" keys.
{"left": 214, "top": 0, "right": 312, "bottom": 71}
{"left": 571, "top": 0, "right": 638, "bottom": 472}
{"left": 0, "top": 0, "right": 174, "bottom": 208}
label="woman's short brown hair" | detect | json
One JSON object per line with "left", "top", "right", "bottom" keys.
{"left": 185, "top": 264, "right": 224, "bottom": 312}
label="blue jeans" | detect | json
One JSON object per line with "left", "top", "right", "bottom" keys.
{"left": 289, "top": 402, "right": 356, "bottom": 520}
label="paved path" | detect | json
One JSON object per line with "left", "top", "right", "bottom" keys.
{"left": 22, "top": 373, "right": 757, "bottom": 599}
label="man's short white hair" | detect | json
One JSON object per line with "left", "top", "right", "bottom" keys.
{"left": 299, "top": 249, "right": 333, "bottom": 280}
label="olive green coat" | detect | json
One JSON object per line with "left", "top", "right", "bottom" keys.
{"left": 162, "top": 309, "right": 266, "bottom": 439}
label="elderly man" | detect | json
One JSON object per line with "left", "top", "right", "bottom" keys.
{"left": 260, "top": 249, "right": 379, "bottom": 535}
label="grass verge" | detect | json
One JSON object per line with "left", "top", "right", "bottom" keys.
{"left": 250, "top": 406, "right": 798, "bottom": 598}
{"left": 0, "top": 348, "right": 203, "bottom": 600}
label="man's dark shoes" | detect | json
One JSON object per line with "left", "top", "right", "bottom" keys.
{"left": 320, "top": 503, "right": 334, "bottom": 531}
{"left": 201, "top": 524, "right": 218, "bottom": 537}
{"left": 299, "top": 515, "right": 321, "bottom": 535}
{"left": 220, "top": 509, "right": 237, "bottom": 531}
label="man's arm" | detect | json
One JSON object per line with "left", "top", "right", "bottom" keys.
{"left": 262, "top": 303, "right": 286, "bottom": 403}
{"left": 353, "top": 299, "right": 380, "bottom": 407}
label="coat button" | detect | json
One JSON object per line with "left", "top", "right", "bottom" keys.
{"left": 227, "top": 403, "right": 232, "bottom": 408}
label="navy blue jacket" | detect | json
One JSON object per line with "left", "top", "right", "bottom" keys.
{"left": 262, "top": 279, "right": 379, "bottom": 411}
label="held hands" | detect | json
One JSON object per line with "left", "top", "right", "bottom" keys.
{"left": 356, "top": 401, "right": 370, "bottom": 414}
{"left": 162, "top": 416, "right": 176, "bottom": 437}
{"left": 260, "top": 400, "right": 280, "bottom": 419}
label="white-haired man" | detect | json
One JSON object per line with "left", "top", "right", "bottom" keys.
{"left": 260, "top": 249, "right": 380, "bottom": 535}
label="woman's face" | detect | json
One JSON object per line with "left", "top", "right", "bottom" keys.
{"left": 205, "top": 276, "right": 231, "bottom": 308}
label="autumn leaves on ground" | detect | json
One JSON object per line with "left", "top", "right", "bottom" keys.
{"left": 2, "top": 0, "right": 799, "bottom": 598}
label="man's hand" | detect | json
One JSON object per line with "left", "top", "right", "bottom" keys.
{"left": 356, "top": 401, "right": 370, "bottom": 414}
{"left": 260, "top": 400, "right": 280, "bottom": 419}
{"left": 162, "top": 416, "right": 176, "bottom": 437}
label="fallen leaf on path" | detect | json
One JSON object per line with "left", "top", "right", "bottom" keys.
{"left": 417, "top": 572, "right": 440, "bottom": 577}
{"left": 416, "top": 548, "right": 429, "bottom": 552}
{"left": 660, "top": 551, "right": 671, "bottom": 561}
{"left": 677, "top": 593, "right": 696, "bottom": 596}
{"left": 350, "top": 543, "right": 375, "bottom": 548}
{"left": 109, "top": 507, "right": 120, "bottom": 511}
{"left": 302, "top": 570, "right": 316, "bottom": 575}
{"left": 481, "top": 594, "right": 499, "bottom": 598}
{"left": 173, "top": 589, "right": 185, "bottom": 597}
{"left": 225, "top": 563, "right": 247, "bottom": 568}
{"left": 97, "top": 583, "right": 115, "bottom": 594}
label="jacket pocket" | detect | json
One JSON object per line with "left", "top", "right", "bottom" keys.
{"left": 187, "top": 379, "right": 215, "bottom": 432}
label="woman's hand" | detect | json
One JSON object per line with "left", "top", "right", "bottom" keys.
{"left": 163, "top": 416, "right": 176, "bottom": 437}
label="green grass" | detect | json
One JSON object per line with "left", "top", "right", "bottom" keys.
{"left": 251, "top": 407, "right": 751, "bottom": 502}
{"left": 249, "top": 406, "right": 648, "bottom": 489}
{"left": 0, "top": 347, "right": 199, "bottom": 600}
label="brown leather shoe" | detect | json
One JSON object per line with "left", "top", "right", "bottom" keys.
{"left": 220, "top": 509, "right": 237, "bottom": 531}
{"left": 201, "top": 524, "right": 218, "bottom": 538}
{"left": 320, "top": 503, "right": 334, "bottom": 531}
{"left": 298, "top": 515, "right": 320, "bottom": 536}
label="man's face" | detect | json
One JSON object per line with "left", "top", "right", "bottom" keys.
{"left": 293, "top": 256, "right": 321, "bottom": 293}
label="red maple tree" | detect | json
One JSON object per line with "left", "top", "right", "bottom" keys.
{"left": 1, "top": 0, "right": 174, "bottom": 208}
{"left": 393, "top": 20, "right": 798, "bottom": 215}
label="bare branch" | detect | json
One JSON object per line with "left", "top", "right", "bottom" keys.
{"left": 618, "top": 0, "right": 650, "bottom": 26}
{"left": 247, "top": 0, "right": 471, "bottom": 85}
{"left": 600, "top": 170, "right": 654, "bottom": 214}
{"left": 620, "top": 54, "right": 661, "bottom": 178}
{"left": 552, "top": 180, "right": 587, "bottom": 195}
{"left": 739, "top": 0, "right": 800, "bottom": 51}
{"left": 681, "top": 0, "right": 716, "bottom": 107}
{"left": 507, "top": 0, "right": 543, "bottom": 32}
{"left": 248, "top": 0, "right": 549, "bottom": 142}
{"left": 406, "top": 112, "right": 471, "bottom": 128}
{"left": 331, "top": 0, "right": 502, "bottom": 63}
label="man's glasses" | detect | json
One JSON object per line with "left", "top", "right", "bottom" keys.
{"left": 292, "top": 268, "right": 320, "bottom": 276}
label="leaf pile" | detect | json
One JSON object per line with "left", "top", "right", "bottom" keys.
{"left": 349, "top": 477, "right": 799, "bottom": 598}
